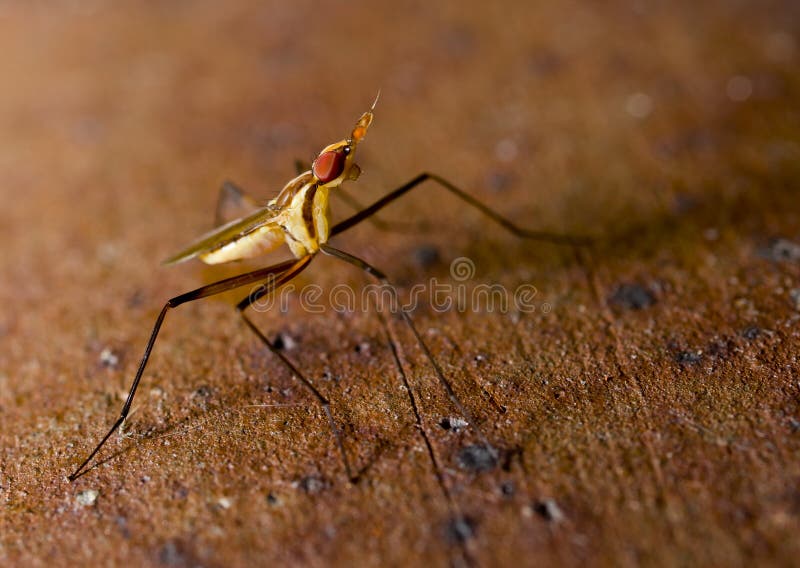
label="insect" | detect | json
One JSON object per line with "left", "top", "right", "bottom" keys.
{"left": 68, "top": 95, "right": 588, "bottom": 482}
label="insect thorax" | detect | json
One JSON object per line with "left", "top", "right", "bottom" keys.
{"left": 281, "top": 182, "right": 331, "bottom": 258}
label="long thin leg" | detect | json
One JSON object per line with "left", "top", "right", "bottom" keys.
{"left": 337, "top": 188, "right": 427, "bottom": 234}
{"left": 68, "top": 256, "right": 312, "bottom": 481}
{"left": 319, "top": 244, "right": 496, "bottom": 458}
{"left": 331, "top": 172, "right": 591, "bottom": 244}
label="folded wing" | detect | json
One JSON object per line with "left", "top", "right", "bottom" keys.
{"left": 164, "top": 206, "right": 286, "bottom": 265}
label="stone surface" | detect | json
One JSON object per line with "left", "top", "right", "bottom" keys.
{"left": 1, "top": 1, "right": 799, "bottom": 566}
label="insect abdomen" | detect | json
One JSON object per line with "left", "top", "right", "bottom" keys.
{"left": 199, "top": 225, "right": 285, "bottom": 264}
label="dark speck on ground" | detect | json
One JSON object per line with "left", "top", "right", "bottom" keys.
{"left": 440, "top": 417, "right": 469, "bottom": 432}
{"left": 457, "top": 444, "right": 498, "bottom": 473}
{"left": 761, "top": 238, "right": 800, "bottom": 262}
{"left": 485, "top": 170, "right": 515, "bottom": 192}
{"left": 273, "top": 331, "right": 298, "bottom": 351}
{"left": 413, "top": 245, "right": 441, "bottom": 269}
{"left": 741, "top": 326, "right": 761, "bottom": 340}
{"left": 445, "top": 516, "right": 476, "bottom": 544}
{"left": 501, "top": 481, "right": 515, "bottom": 498}
{"left": 608, "top": 283, "right": 656, "bottom": 310}
{"left": 297, "top": 476, "right": 328, "bottom": 495}
{"left": 675, "top": 350, "right": 703, "bottom": 365}
{"left": 534, "top": 499, "right": 565, "bottom": 524}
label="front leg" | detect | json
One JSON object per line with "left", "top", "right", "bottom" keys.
{"left": 331, "top": 172, "right": 592, "bottom": 245}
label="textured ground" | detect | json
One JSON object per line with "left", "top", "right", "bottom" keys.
{"left": 1, "top": 1, "right": 799, "bottom": 566}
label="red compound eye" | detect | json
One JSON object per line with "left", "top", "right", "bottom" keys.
{"left": 312, "top": 150, "right": 346, "bottom": 183}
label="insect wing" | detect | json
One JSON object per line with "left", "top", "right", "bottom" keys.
{"left": 164, "top": 206, "right": 282, "bottom": 265}
{"left": 215, "top": 181, "right": 262, "bottom": 227}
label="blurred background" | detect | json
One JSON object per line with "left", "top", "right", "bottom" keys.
{"left": 1, "top": 1, "right": 799, "bottom": 566}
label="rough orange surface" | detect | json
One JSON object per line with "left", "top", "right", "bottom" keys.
{"left": 2, "top": 1, "right": 799, "bottom": 566}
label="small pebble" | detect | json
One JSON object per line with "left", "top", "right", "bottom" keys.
{"left": 99, "top": 348, "right": 119, "bottom": 369}
{"left": 741, "top": 326, "right": 761, "bottom": 340}
{"left": 192, "top": 386, "right": 212, "bottom": 398}
{"left": 297, "top": 476, "right": 327, "bottom": 495}
{"left": 534, "top": 498, "right": 565, "bottom": 524}
{"left": 191, "top": 386, "right": 212, "bottom": 410}
{"left": 445, "top": 515, "right": 476, "bottom": 543}
{"left": 676, "top": 350, "right": 703, "bottom": 365}
{"left": 762, "top": 238, "right": 800, "bottom": 262}
{"left": 76, "top": 489, "right": 98, "bottom": 507}
{"left": 354, "top": 341, "right": 372, "bottom": 355}
{"left": 273, "top": 332, "right": 297, "bottom": 351}
{"left": 439, "top": 417, "right": 469, "bottom": 432}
